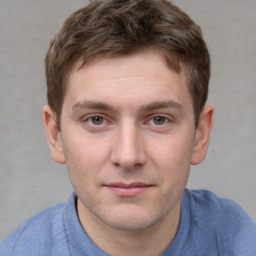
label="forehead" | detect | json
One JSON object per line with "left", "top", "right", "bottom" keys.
{"left": 69, "top": 50, "right": 187, "bottom": 85}
{"left": 64, "top": 50, "right": 192, "bottom": 110}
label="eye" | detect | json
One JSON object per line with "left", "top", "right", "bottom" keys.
{"left": 88, "top": 116, "right": 105, "bottom": 125}
{"left": 151, "top": 116, "right": 168, "bottom": 125}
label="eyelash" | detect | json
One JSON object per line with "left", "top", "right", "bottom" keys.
{"left": 83, "top": 115, "right": 109, "bottom": 126}
{"left": 81, "top": 114, "right": 174, "bottom": 130}
{"left": 147, "top": 115, "right": 170, "bottom": 126}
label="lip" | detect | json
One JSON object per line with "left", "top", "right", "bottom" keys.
{"left": 104, "top": 182, "right": 153, "bottom": 197}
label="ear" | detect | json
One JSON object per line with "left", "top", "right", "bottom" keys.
{"left": 43, "top": 105, "right": 66, "bottom": 164}
{"left": 191, "top": 105, "right": 214, "bottom": 165}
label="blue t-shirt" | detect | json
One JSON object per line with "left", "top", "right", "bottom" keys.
{"left": 0, "top": 189, "right": 255, "bottom": 255}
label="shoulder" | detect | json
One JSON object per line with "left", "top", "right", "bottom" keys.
{"left": 185, "top": 189, "right": 255, "bottom": 224}
{"left": 185, "top": 189, "right": 246, "bottom": 215}
{"left": 184, "top": 189, "right": 256, "bottom": 255}
{"left": 0, "top": 202, "right": 68, "bottom": 256}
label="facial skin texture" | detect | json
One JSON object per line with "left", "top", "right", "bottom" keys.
{"left": 44, "top": 50, "right": 213, "bottom": 256}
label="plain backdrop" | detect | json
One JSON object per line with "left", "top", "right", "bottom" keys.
{"left": 0, "top": 0, "right": 255, "bottom": 240}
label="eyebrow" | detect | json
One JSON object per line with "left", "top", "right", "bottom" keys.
{"left": 139, "top": 100, "right": 183, "bottom": 113}
{"left": 72, "top": 101, "right": 113, "bottom": 111}
{"left": 72, "top": 100, "right": 183, "bottom": 112}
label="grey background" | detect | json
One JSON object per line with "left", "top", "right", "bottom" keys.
{"left": 0, "top": 0, "right": 255, "bottom": 240}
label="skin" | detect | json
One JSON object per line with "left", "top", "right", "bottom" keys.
{"left": 43, "top": 50, "right": 213, "bottom": 256}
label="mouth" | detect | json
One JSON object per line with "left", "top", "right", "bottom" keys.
{"left": 103, "top": 182, "right": 153, "bottom": 197}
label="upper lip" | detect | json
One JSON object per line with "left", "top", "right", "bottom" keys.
{"left": 105, "top": 182, "right": 152, "bottom": 188}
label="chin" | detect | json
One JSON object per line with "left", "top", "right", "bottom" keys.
{"left": 99, "top": 206, "right": 166, "bottom": 231}
{"left": 105, "top": 215, "right": 155, "bottom": 231}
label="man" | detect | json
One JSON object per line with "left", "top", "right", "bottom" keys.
{"left": 0, "top": 0, "right": 255, "bottom": 255}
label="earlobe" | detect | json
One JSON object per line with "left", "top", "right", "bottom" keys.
{"left": 43, "top": 105, "right": 66, "bottom": 164}
{"left": 191, "top": 105, "right": 214, "bottom": 165}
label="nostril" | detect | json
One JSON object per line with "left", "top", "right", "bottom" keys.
{"left": 113, "top": 162, "right": 120, "bottom": 167}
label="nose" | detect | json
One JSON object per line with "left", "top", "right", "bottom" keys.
{"left": 110, "top": 122, "right": 146, "bottom": 171}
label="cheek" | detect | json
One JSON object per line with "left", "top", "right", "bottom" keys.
{"left": 148, "top": 134, "right": 194, "bottom": 185}
{"left": 63, "top": 136, "right": 110, "bottom": 187}
{"left": 150, "top": 133, "right": 194, "bottom": 166}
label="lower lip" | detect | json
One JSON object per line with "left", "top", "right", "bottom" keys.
{"left": 105, "top": 186, "right": 152, "bottom": 197}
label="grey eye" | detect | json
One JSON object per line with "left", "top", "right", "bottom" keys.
{"left": 91, "top": 116, "right": 104, "bottom": 125}
{"left": 153, "top": 116, "right": 166, "bottom": 125}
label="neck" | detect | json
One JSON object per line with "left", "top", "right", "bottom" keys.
{"left": 77, "top": 200, "right": 181, "bottom": 256}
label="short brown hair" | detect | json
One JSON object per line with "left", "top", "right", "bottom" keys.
{"left": 45, "top": 0, "right": 210, "bottom": 128}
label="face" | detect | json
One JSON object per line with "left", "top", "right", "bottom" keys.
{"left": 44, "top": 50, "right": 212, "bottom": 232}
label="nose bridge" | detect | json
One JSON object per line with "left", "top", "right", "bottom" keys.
{"left": 111, "top": 119, "right": 146, "bottom": 169}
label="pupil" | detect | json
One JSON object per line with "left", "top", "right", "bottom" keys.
{"left": 154, "top": 116, "right": 165, "bottom": 125}
{"left": 92, "top": 116, "right": 103, "bottom": 125}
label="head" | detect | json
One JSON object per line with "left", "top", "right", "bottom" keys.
{"left": 43, "top": 0, "right": 213, "bottom": 250}
{"left": 45, "top": 0, "right": 210, "bottom": 129}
